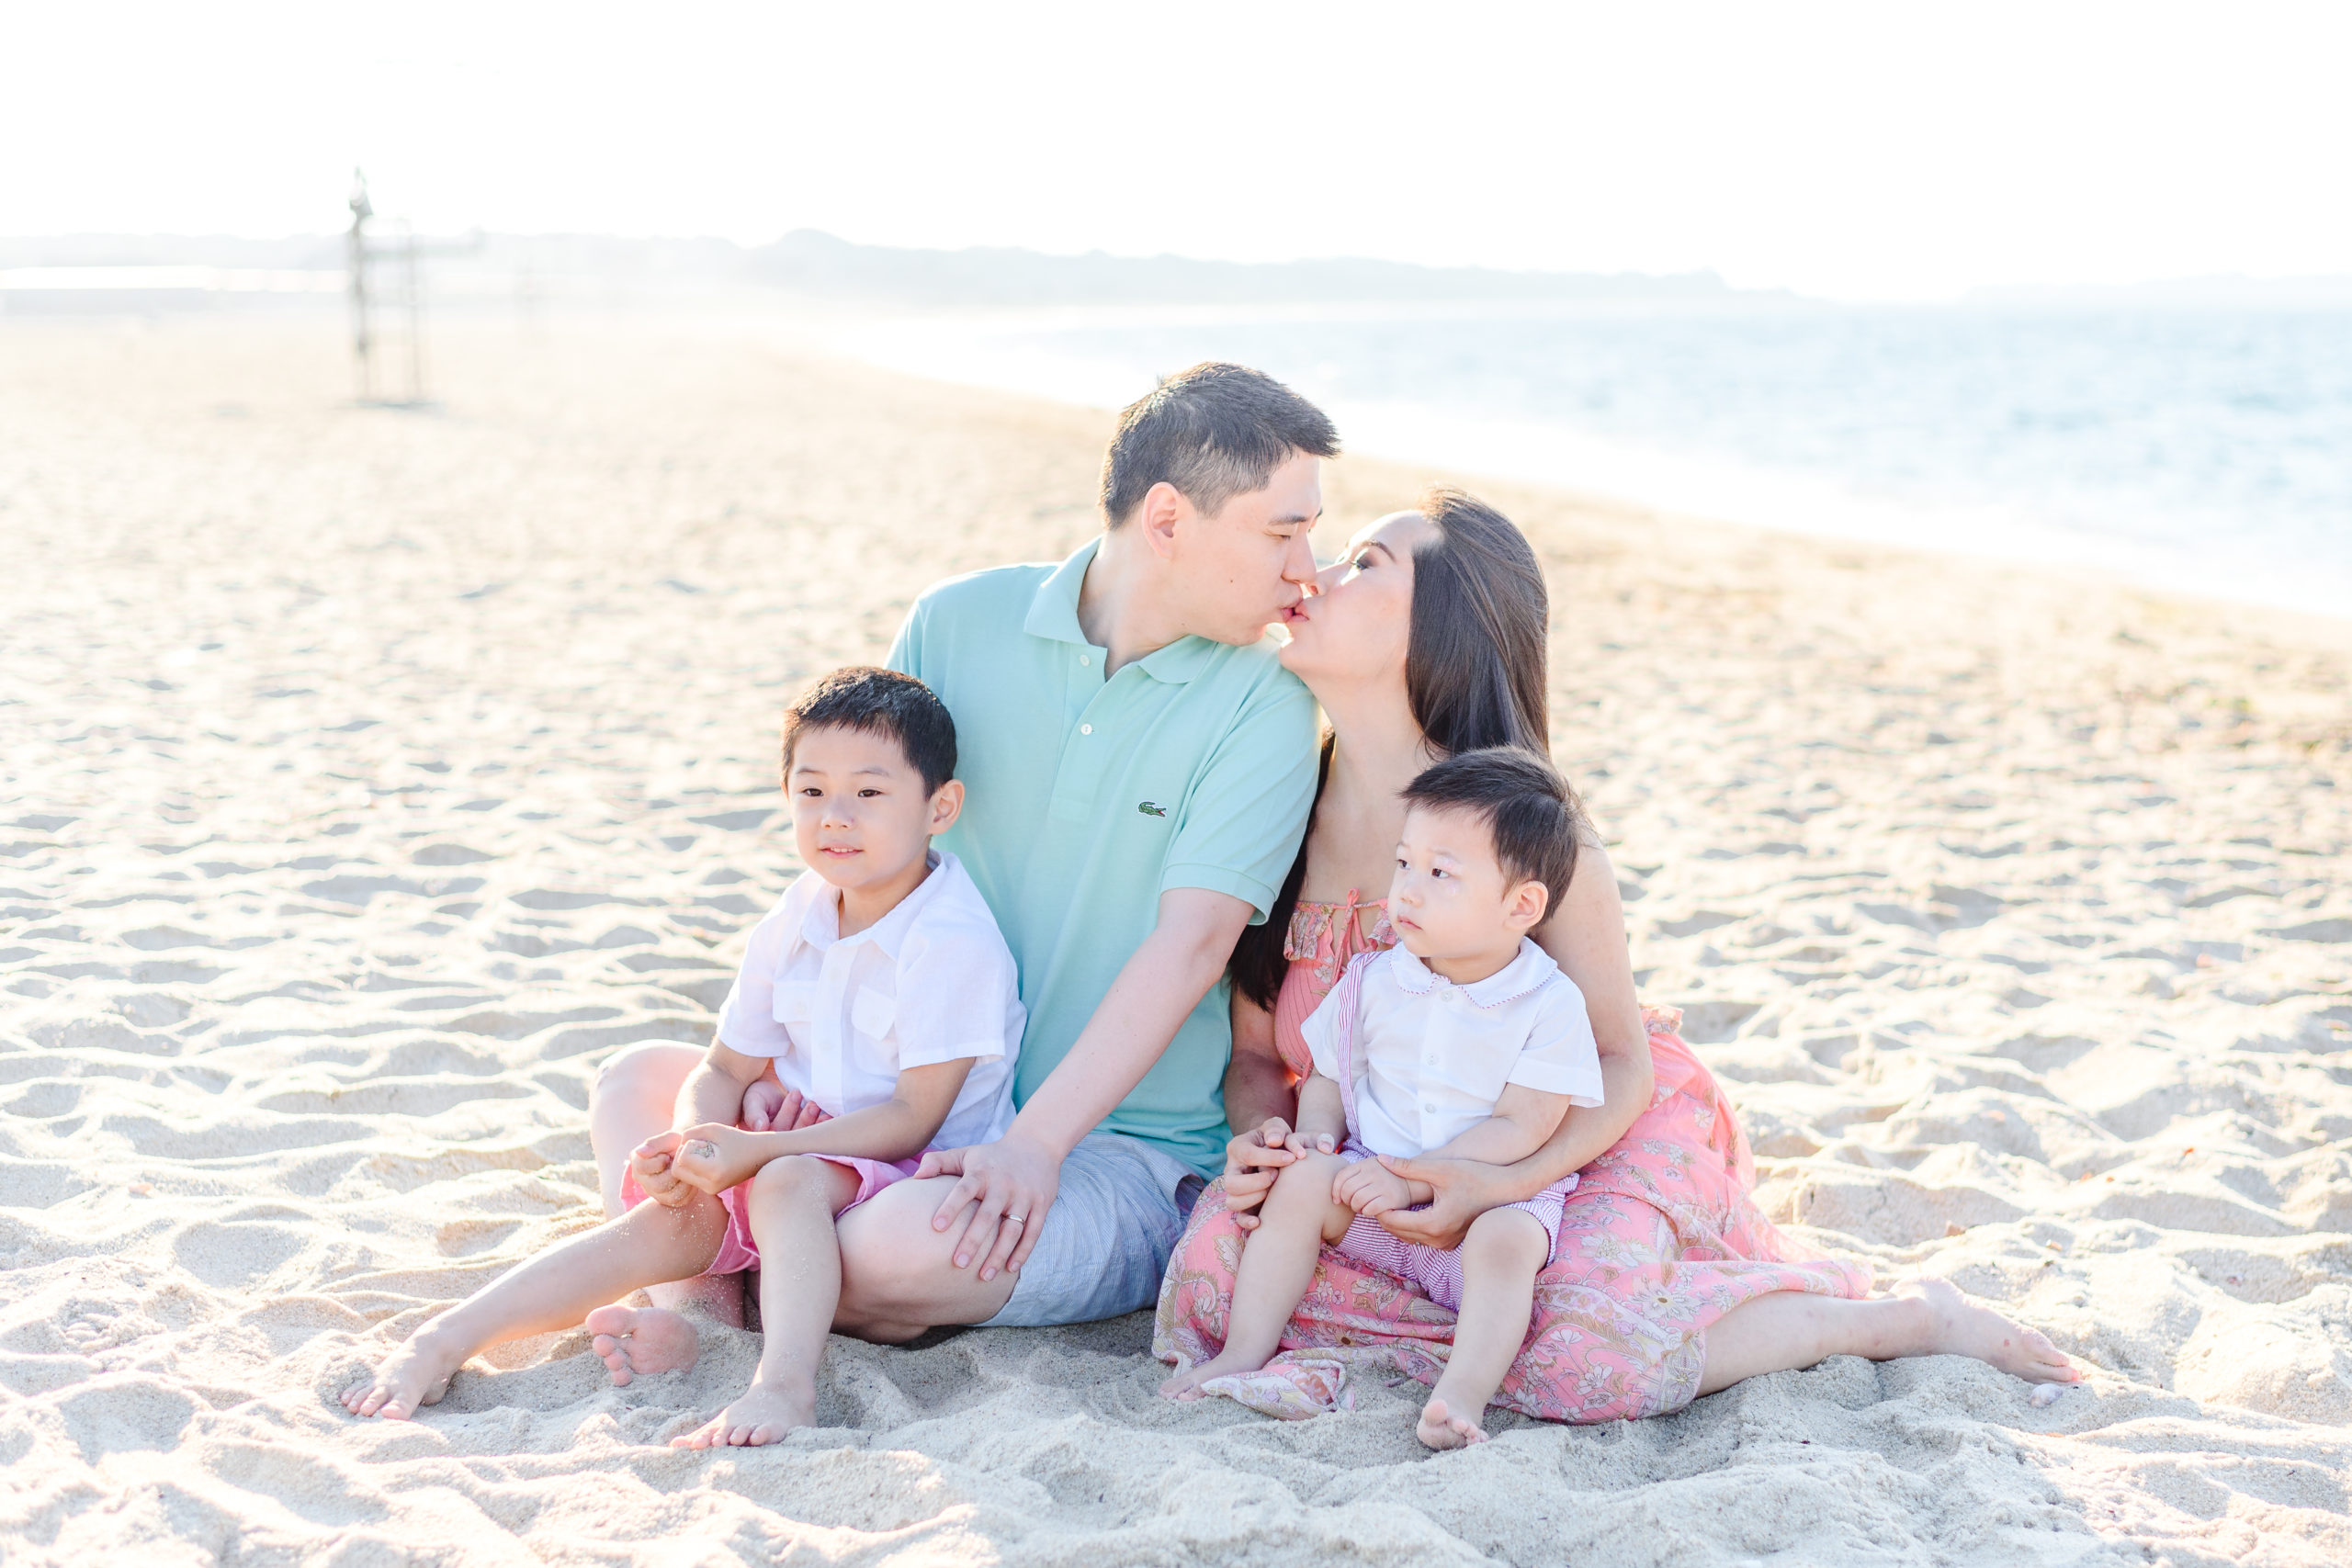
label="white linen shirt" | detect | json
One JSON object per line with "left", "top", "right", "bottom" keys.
{"left": 715, "top": 852, "right": 1022, "bottom": 1151}
{"left": 1302, "top": 940, "right": 1603, "bottom": 1158}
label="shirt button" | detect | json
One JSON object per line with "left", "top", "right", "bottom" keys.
{"left": 1080, "top": 723, "right": 1093, "bottom": 735}
{"left": 1079, "top": 654, "right": 1091, "bottom": 667}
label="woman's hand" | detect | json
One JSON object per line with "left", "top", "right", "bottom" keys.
{"left": 917, "top": 1131, "right": 1061, "bottom": 1281}
{"left": 1372, "top": 1155, "right": 1512, "bottom": 1250}
{"left": 1223, "top": 1117, "right": 1328, "bottom": 1231}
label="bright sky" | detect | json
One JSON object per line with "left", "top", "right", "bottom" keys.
{"left": 6, "top": 1, "right": 2347, "bottom": 300}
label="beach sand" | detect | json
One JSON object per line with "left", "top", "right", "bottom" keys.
{"left": 3, "top": 313, "right": 2348, "bottom": 1566}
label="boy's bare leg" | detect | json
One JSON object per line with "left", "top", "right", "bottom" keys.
{"left": 1159, "top": 1151, "right": 1351, "bottom": 1399}
{"left": 1420, "top": 1207, "right": 1548, "bottom": 1450}
{"left": 341, "top": 1190, "right": 729, "bottom": 1419}
{"left": 588, "top": 1041, "right": 744, "bottom": 1364}
{"left": 1697, "top": 1278, "right": 2078, "bottom": 1394}
{"left": 675, "top": 1155, "right": 863, "bottom": 1448}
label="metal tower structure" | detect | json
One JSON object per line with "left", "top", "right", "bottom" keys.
{"left": 345, "top": 170, "right": 473, "bottom": 407}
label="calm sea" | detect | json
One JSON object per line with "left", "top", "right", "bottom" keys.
{"left": 824, "top": 299, "right": 2352, "bottom": 617}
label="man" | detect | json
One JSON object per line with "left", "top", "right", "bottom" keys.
{"left": 831, "top": 362, "right": 1336, "bottom": 1337}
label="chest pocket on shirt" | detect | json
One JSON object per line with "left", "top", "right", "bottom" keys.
{"left": 772, "top": 983, "right": 819, "bottom": 1027}
{"left": 850, "top": 987, "right": 896, "bottom": 1046}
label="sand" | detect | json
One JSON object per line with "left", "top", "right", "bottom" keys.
{"left": 3, "top": 311, "right": 2348, "bottom": 1567}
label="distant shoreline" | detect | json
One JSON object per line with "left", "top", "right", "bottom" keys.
{"left": 786, "top": 300, "right": 2352, "bottom": 627}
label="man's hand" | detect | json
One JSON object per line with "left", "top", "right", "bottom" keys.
{"left": 917, "top": 1131, "right": 1062, "bottom": 1282}
{"left": 1371, "top": 1155, "right": 1507, "bottom": 1250}
{"left": 1332, "top": 1157, "right": 1415, "bottom": 1218}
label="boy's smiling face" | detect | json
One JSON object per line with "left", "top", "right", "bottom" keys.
{"left": 788, "top": 723, "right": 961, "bottom": 900}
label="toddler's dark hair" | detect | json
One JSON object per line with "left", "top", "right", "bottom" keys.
{"left": 780, "top": 667, "right": 957, "bottom": 795}
{"left": 1398, "top": 747, "right": 1587, "bottom": 920}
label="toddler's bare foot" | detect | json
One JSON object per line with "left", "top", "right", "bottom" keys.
{"left": 1904, "top": 1278, "right": 2079, "bottom": 1384}
{"left": 585, "top": 1303, "right": 701, "bottom": 1387}
{"left": 1158, "top": 1350, "right": 1263, "bottom": 1401}
{"left": 340, "top": 1324, "right": 467, "bottom": 1420}
{"left": 671, "top": 1381, "right": 814, "bottom": 1448}
{"left": 1416, "top": 1394, "right": 1489, "bottom": 1450}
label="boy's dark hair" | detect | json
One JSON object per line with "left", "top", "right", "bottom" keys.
{"left": 1099, "top": 362, "right": 1340, "bottom": 527}
{"left": 1398, "top": 747, "right": 1587, "bottom": 920}
{"left": 780, "top": 666, "right": 957, "bottom": 795}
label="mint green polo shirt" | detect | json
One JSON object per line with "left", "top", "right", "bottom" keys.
{"left": 887, "top": 538, "right": 1319, "bottom": 1176}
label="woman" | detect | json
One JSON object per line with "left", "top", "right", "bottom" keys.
{"left": 1155, "top": 487, "right": 2077, "bottom": 1422}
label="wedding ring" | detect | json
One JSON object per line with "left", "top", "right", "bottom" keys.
{"left": 1004, "top": 1213, "right": 1028, "bottom": 1226}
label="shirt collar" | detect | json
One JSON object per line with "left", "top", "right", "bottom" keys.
{"left": 1018, "top": 534, "right": 1217, "bottom": 685}
{"left": 797, "top": 850, "right": 945, "bottom": 959}
{"left": 1385, "top": 938, "right": 1558, "bottom": 1008}
{"left": 1023, "top": 538, "right": 1099, "bottom": 647}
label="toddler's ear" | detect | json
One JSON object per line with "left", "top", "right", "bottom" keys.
{"left": 1505, "top": 876, "right": 1550, "bottom": 933}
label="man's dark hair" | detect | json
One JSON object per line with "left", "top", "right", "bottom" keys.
{"left": 1398, "top": 746, "right": 1587, "bottom": 920}
{"left": 1098, "top": 362, "right": 1340, "bottom": 527}
{"left": 780, "top": 666, "right": 957, "bottom": 795}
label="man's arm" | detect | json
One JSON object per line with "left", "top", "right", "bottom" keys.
{"left": 918, "top": 886, "right": 1253, "bottom": 1280}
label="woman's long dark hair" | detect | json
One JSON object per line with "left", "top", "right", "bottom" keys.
{"left": 1229, "top": 488, "right": 1552, "bottom": 1010}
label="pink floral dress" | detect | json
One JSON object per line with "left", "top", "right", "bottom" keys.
{"left": 1155, "top": 895, "right": 1871, "bottom": 1423}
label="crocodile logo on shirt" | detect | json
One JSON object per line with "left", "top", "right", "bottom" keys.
{"left": 1136, "top": 801, "right": 1168, "bottom": 818}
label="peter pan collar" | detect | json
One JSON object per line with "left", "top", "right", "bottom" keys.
{"left": 1385, "top": 939, "right": 1558, "bottom": 1008}
{"left": 797, "top": 850, "right": 945, "bottom": 959}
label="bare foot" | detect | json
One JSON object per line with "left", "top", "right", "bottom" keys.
{"left": 340, "top": 1325, "right": 467, "bottom": 1420}
{"left": 1158, "top": 1351, "right": 1262, "bottom": 1401}
{"left": 1416, "top": 1394, "right": 1489, "bottom": 1450}
{"left": 671, "top": 1381, "right": 813, "bottom": 1448}
{"left": 1905, "top": 1278, "right": 2080, "bottom": 1384}
{"left": 585, "top": 1303, "right": 701, "bottom": 1388}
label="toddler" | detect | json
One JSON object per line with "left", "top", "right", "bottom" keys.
{"left": 343, "top": 666, "right": 1022, "bottom": 1445}
{"left": 1161, "top": 747, "right": 1601, "bottom": 1448}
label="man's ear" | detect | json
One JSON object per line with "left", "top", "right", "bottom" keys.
{"left": 1136, "top": 480, "right": 1189, "bottom": 562}
{"left": 928, "top": 779, "right": 965, "bottom": 836}
{"left": 1505, "top": 877, "right": 1550, "bottom": 933}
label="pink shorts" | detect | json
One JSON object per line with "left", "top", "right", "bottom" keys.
{"left": 1327, "top": 1143, "right": 1575, "bottom": 1314}
{"left": 620, "top": 1153, "right": 920, "bottom": 1276}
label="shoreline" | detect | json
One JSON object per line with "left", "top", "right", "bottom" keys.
{"left": 4, "top": 312, "right": 2348, "bottom": 1567}
{"left": 777, "top": 300, "right": 2352, "bottom": 626}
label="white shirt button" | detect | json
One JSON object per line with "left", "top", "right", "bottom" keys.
{"left": 1080, "top": 723, "right": 1093, "bottom": 735}
{"left": 1079, "top": 654, "right": 1091, "bottom": 667}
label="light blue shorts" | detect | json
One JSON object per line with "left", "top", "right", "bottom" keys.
{"left": 978, "top": 1131, "right": 1202, "bottom": 1328}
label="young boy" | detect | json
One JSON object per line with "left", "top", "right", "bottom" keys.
{"left": 1159, "top": 747, "right": 1603, "bottom": 1449}
{"left": 342, "top": 667, "right": 1023, "bottom": 1445}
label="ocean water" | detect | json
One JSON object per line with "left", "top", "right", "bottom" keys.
{"left": 823, "top": 299, "right": 2352, "bottom": 616}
